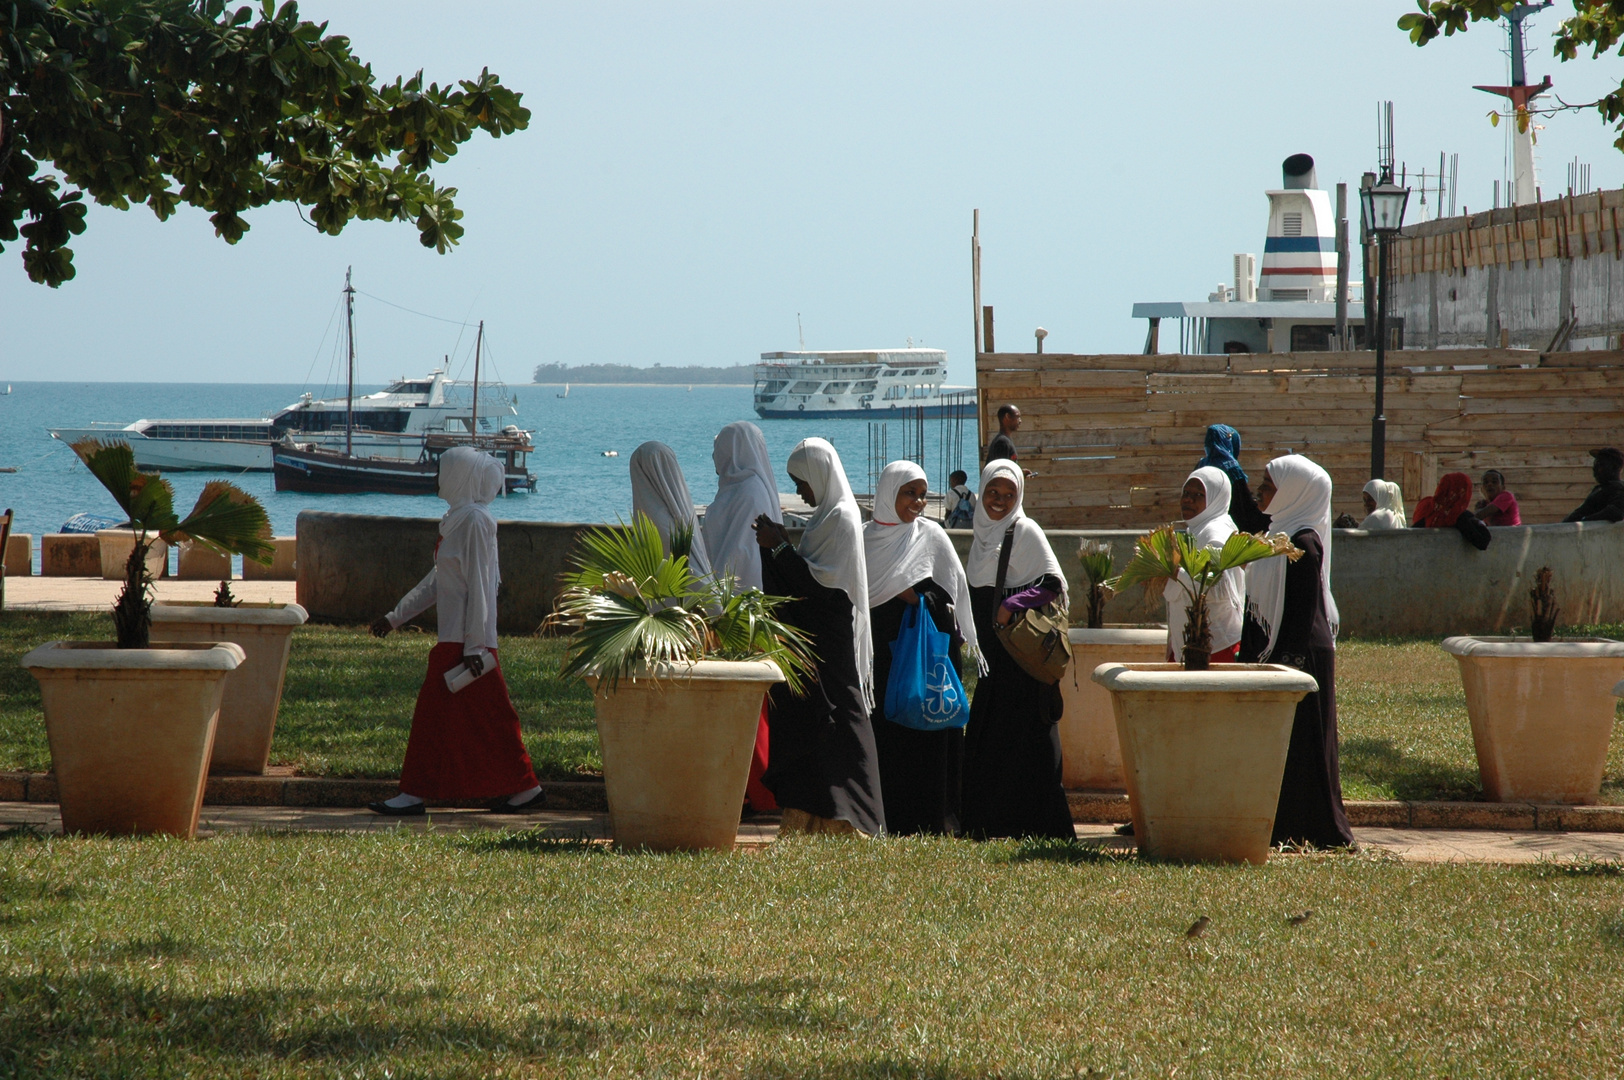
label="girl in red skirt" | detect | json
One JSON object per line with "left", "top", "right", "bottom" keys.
{"left": 368, "top": 447, "right": 543, "bottom": 815}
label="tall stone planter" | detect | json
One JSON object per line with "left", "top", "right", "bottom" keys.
{"left": 1442, "top": 636, "right": 1624, "bottom": 804}
{"left": 1059, "top": 628, "right": 1167, "bottom": 790}
{"left": 96, "top": 530, "right": 167, "bottom": 580}
{"left": 587, "top": 660, "right": 784, "bottom": 851}
{"left": 150, "top": 602, "right": 309, "bottom": 774}
{"left": 21, "top": 641, "right": 246, "bottom": 837}
{"left": 1092, "top": 662, "right": 1318, "bottom": 865}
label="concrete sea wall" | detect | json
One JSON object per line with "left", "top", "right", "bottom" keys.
{"left": 297, "top": 510, "right": 1624, "bottom": 638}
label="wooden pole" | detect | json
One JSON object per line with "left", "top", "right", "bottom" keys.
{"left": 1335, "top": 182, "right": 1350, "bottom": 350}
{"left": 344, "top": 267, "right": 355, "bottom": 457}
{"left": 471, "top": 320, "right": 484, "bottom": 439}
{"left": 971, "top": 209, "right": 982, "bottom": 355}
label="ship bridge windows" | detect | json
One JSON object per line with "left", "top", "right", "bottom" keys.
{"left": 386, "top": 381, "right": 433, "bottom": 394}
{"left": 788, "top": 380, "right": 822, "bottom": 394}
{"left": 147, "top": 423, "right": 271, "bottom": 441}
{"left": 823, "top": 382, "right": 850, "bottom": 395}
{"left": 853, "top": 380, "right": 878, "bottom": 393}
{"left": 759, "top": 380, "right": 788, "bottom": 395}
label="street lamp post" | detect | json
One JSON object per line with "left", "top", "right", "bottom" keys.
{"left": 1360, "top": 171, "right": 1410, "bottom": 479}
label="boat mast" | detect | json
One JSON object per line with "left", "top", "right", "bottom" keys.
{"left": 471, "top": 320, "right": 483, "bottom": 440}
{"left": 344, "top": 267, "right": 355, "bottom": 457}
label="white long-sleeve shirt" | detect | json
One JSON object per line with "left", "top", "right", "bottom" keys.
{"left": 387, "top": 548, "right": 498, "bottom": 656}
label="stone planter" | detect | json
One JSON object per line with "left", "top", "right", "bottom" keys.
{"left": 1060, "top": 628, "right": 1167, "bottom": 790}
{"left": 96, "top": 530, "right": 168, "bottom": 581}
{"left": 1442, "top": 636, "right": 1624, "bottom": 804}
{"left": 587, "top": 660, "right": 784, "bottom": 851}
{"left": 150, "top": 602, "right": 309, "bottom": 774}
{"left": 21, "top": 640, "right": 245, "bottom": 837}
{"left": 1092, "top": 662, "right": 1318, "bottom": 865}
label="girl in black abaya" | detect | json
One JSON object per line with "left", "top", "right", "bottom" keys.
{"left": 862, "top": 460, "right": 982, "bottom": 835}
{"left": 960, "top": 460, "right": 1074, "bottom": 840}
{"left": 1239, "top": 454, "right": 1356, "bottom": 849}
{"left": 753, "top": 438, "right": 885, "bottom": 836}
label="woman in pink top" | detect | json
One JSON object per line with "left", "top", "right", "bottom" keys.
{"left": 1474, "top": 469, "right": 1521, "bottom": 526}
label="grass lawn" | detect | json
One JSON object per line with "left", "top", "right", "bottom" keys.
{"left": 2, "top": 611, "right": 1622, "bottom": 800}
{"left": 1, "top": 830, "right": 1622, "bottom": 1078}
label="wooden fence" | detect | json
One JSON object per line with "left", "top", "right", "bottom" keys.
{"left": 1387, "top": 187, "right": 1624, "bottom": 277}
{"left": 975, "top": 349, "right": 1624, "bottom": 528}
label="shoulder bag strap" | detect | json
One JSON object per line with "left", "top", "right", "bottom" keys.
{"left": 994, "top": 523, "right": 1016, "bottom": 595}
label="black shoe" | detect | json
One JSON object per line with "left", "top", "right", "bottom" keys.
{"left": 490, "top": 788, "right": 547, "bottom": 814}
{"left": 368, "top": 800, "right": 425, "bottom": 817}
{"left": 1114, "top": 821, "right": 1134, "bottom": 836}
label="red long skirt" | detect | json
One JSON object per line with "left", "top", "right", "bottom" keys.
{"left": 744, "top": 704, "right": 778, "bottom": 812}
{"left": 1166, "top": 642, "right": 1242, "bottom": 664}
{"left": 399, "top": 642, "right": 540, "bottom": 800}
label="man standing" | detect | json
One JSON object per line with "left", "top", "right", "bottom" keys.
{"left": 984, "top": 404, "right": 1021, "bottom": 465}
{"left": 1563, "top": 448, "right": 1624, "bottom": 523}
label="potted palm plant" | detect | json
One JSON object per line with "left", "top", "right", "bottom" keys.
{"left": 551, "top": 515, "right": 813, "bottom": 851}
{"left": 1060, "top": 540, "right": 1162, "bottom": 791}
{"left": 1089, "top": 526, "right": 1317, "bottom": 865}
{"left": 20, "top": 440, "right": 274, "bottom": 837}
{"left": 1443, "top": 567, "right": 1624, "bottom": 804}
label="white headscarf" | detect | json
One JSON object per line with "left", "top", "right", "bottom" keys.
{"left": 630, "top": 441, "right": 712, "bottom": 578}
{"left": 1164, "top": 466, "right": 1242, "bottom": 659}
{"left": 1245, "top": 454, "right": 1339, "bottom": 661}
{"left": 786, "top": 438, "right": 874, "bottom": 710}
{"left": 965, "top": 459, "right": 1068, "bottom": 609}
{"left": 1359, "top": 478, "right": 1406, "bottom": 531}
{"left": 436, "top": 446, "right": 504, "bottom": 654}
{"left": 863, "top": 460, "right": 984, "bottom": 673}
{"left": 703, "top": 422, "right": 780, "bottom": 590}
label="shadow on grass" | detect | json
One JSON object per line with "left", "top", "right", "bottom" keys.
{"left": 741, "top": 1057, "right": 1082, "bottom": 1080}
{"left": 0, "top": 972, "right": 606, "bottom": 1074}
{"left": 645, "top": 973, "right": 850, "bottom": 1032}
{"left": 1340, "top": 735, "right": 1483, "bottom": 802}
{"left": 450, "top": 829, "right": 607, "bottom": 855}
{"left": 1526, "top": 856, "right": 1624, "bottom": 878}
{"left": 1005, "top": 837, "right": 1133, "bottom": 865}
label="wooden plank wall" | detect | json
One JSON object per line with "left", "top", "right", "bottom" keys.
{"left": 977, "top": 349, "right": 1624, "bottom": 528}
{"left": 1385, "top": 188, "right": 1624, "bottom": 278}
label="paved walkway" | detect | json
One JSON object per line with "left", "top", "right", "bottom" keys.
{"left": 3, "top": 802, "right": 1622, "bottom": 862}
{"left": 4, "top": 576, "right": 297, "bottom": 611}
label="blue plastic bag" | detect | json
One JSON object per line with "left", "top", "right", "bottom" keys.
{"left": 884, "top": 603, "right": 969, "bottom": 730}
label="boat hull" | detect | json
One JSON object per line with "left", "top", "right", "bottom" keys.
{"left": 755, "top": 403, "right": 976, "bottom": 420}
{"left": 272, "top": 446, "right": 533, "bottom": 496}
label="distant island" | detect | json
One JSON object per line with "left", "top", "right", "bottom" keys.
{"left": 533, "top": 362, "right": 754, "bottom": 385}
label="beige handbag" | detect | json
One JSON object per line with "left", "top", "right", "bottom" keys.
{"left": 992, "top": 525, "right": 1072, "bottom": 685}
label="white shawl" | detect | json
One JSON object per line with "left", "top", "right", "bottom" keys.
{"left": 1245, "top": 454, "right": 1339, "bottom": 661}
{"left": 965, "top": 459, "right": 1068, "bottom": 609}
{"left": 1164, "top": 466, "right": 1243, "bottom": 660}
{"left": 1358, "top": 478, "right": 1406, "bottom": 531}
{"left": 630, "top": 440, "right": 712, "bottom": 578}
{"left": 702, "top": 421, "right": 780, "bottom": 590}
{"left": 786, "top": 438, "right": 874, "bottom": 710}
{"left": 389, "top": 446, "right": 503, "bottom": 655}
{"left": 862, "top": 460, "right": 984, "bottom": 673}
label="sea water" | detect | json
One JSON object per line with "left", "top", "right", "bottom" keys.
{"left": 0, "top": 382, "right": 979, "bottom": 572}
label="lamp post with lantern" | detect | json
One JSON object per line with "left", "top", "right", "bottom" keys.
{"left": 1360, "top": 170, "right": 1410, "bottom": 480}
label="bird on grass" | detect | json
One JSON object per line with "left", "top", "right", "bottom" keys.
{"left": 1287, "top": 910, "right": 1315, "bottom": 926}
{"left": 1185, "top": 916, "right": 1210, "bottom": 939}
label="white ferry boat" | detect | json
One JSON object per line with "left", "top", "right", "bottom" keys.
{"left": 49, "top": 369, "right": 522, "bottom": 471}
{"left": 753, "top": 349, "right": 975, "bottom": 419}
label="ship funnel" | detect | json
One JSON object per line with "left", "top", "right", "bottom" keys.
{"left": 1282, "top": 154, "right": 1317, "bottom": 190}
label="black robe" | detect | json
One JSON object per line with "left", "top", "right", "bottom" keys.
{"left": 961, "top": 574, "right": 1074, "bottom": 840}
{"left": 761, "top": 545, "right": 886, "bottom": 835}
{"left": 1238, "top": 530, "right": 1355, "bottom": 849}
{"left": 869, "top": 578, "right": 964, "bottom": 836}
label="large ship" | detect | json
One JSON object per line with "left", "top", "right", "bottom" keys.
{"left": 48, "top": 369, "right": 520, "bottom": 471}
{"left": 752, "top": 348, "right": 975, "bottom": 419}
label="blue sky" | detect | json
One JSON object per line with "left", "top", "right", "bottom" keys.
{"left": 3, "top": 1, "right": 1621, "bottom": 386}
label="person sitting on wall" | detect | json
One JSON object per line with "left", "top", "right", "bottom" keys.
{"left": 1357, "top": 479, "right": 1406, "bottom": 531}
{"left": 1473, "top": 470, "right": 1521, "bottom": 527}
{"left": 1563, "top": 448, "right": 1624, "bottom": 524}
{"left": 1411, "top": 472, "right": 1491, "bottom": 550}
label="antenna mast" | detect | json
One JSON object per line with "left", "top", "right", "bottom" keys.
{"left": 1474, "top": 2, "right": 1553, "bottom": 206}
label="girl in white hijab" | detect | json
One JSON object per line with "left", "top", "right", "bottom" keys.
{"left": 1239, "top": 453, "right": 1354, "bottom": 850}
{"left": 703, "top": 421, "right": 780, "bottom": 590}
{"left": 752, "top": 437, "right": 885, "bottom": 836}
{"left": 368, "top": 447, "right": 543, "bottom": 816}
{"left": 1165, "top": 465, "right": 1244, "bottom": 663}
{"left": 1358, "top": 479, "right": 1406, "bottom": 531}
{"left": 960, "top": 459, "right": 1074, "bottom": 840}
{"left": 862, "top": 460, "right": 977, "bottom": 835}
{"left": 629, "top": 440, "right": 712, "bottom": 577}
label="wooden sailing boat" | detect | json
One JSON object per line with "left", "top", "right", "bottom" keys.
{"left": 272, "top": 271, "right": 535, "bottom": 495}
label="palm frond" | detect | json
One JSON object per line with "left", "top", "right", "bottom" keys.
{"left": 72, "top": 438, "right": 179, "bottom": 530}
{"left": 1077, "top": 539, "right": 1114, "bottom": 586}
{"left": 1107, "top": 524, "right": 1181, "bottom": 595}
{"left": 172, "top": 481, "right": 275, "bottom": 564}
{"left": 705, "top": 579, "right": 817, "bottom": 694}
{"left": 669, "top": 521, "right": 694, "bottom": 560}
{"left": 565, "top": 517, "right": 674, "bottom": 591}
{"left": 556, "top": 588, "right": 710, "bottom": 690}
{"left": 1215, "top": 531, "right": 1303, "bottom": 573}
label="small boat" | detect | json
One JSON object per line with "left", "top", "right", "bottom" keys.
{"left": 557, "top": 383, "right": 570, "bottom": 398}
